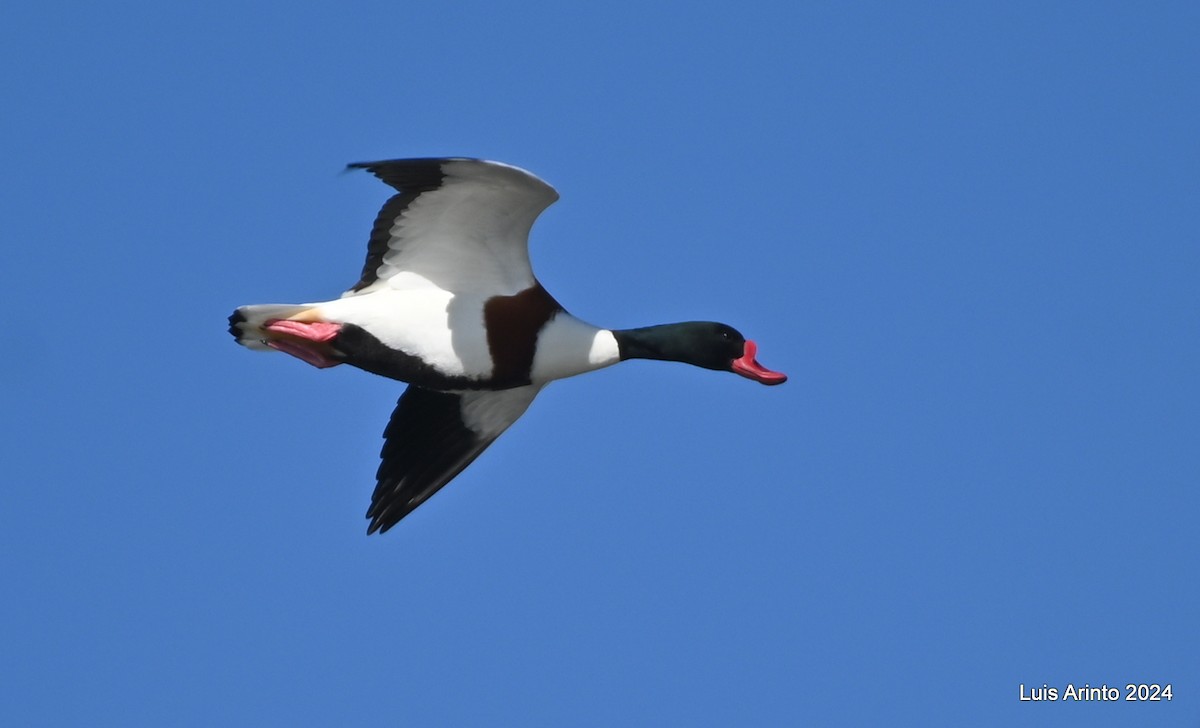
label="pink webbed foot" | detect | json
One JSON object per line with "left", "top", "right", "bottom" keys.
{"left": 264, "top": 319, "right": 342, "bottom": 342}
{"left": 263, "top": 320, "right": 343, "bottom": 369}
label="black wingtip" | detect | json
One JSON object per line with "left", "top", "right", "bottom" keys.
{"left": 365, "top": 497, "right": 391, "bottom": 535}
{"left": 365, "top": 498, "right": 402, "bottom": 535}
{"left": 344, "top": 158, "right": 431, "bottom": 173}
{"left": 345, "top": 157, "right": 477, "bottom": 171}
{"left": 342, "top": 158, "right": 451, "bottom": 193}
{"left": 343, "top": 160, "right": 387, "bottom": 179}
{"left": 365, "top": 515, "right": 394, "bottom": 536}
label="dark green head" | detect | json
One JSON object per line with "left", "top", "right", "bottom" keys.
{"left": 612, "top": 322, "right": 787, "bottom": 385}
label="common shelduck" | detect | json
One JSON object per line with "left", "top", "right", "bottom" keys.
{"left": 229, "top": 158, "right": 786, "bottom": 533}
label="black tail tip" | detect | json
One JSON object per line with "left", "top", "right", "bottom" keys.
{"left": 227, "top": 309, "right": 246, "bottom": 339}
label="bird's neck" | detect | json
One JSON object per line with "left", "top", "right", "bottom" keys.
{"left": 612, "top": 324, "right": 690, "bottom": 363}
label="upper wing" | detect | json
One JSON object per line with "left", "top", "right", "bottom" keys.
{"left": 366, "top": 384, "right": 542, "bottom": 534}
{"left": 344, "top": 158, "right": 559, "bottom": 297}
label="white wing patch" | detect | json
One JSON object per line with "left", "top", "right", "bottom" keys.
{"left": 460, "top": 385, "right": 542, "bottom": 437}
{"left": 365, "top": 160, "right": 558, "bottom": 296}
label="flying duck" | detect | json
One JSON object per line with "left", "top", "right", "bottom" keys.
{"left": 229, "top": 158, "right": 786, "bottom": 534}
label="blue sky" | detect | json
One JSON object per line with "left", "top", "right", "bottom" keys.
{"left": 2, "top": 2, "right": 1197, "bottom": 726}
